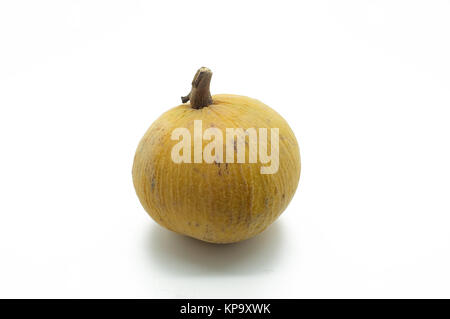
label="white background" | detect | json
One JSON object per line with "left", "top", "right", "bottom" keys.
{"left": 0, "top": 0, "right": 449, "bottom": 298}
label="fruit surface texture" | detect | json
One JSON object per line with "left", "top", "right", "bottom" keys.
{"left": 132, "top": 68, "right": 300, "bottom": 243}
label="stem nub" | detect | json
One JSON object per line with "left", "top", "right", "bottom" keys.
{"left": 181, "top": 67, "right": 213, "bottom": 109}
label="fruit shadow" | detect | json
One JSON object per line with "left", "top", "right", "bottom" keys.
{"left": 144, "top": 221, "right": 285, "bottom": 276}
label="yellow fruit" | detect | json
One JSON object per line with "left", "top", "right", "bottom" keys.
{"left": 132, "top": 67, "right": 300, "bottom": 243}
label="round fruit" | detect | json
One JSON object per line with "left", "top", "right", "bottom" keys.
{"left": 132, "top": 67, "right": 300, "bottom": 243}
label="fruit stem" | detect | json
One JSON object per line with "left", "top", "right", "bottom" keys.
{"left": 181, "top": 67, "right": 213, "bottom": 109}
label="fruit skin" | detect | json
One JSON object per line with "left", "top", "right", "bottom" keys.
{"left": 132, "top": 94, "right": 300, "bottom": 243}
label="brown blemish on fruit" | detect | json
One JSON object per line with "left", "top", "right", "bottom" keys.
{"left": 151, "top": 177, "right": 155, "bottom": 191}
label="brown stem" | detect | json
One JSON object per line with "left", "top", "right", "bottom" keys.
{"left": 181, "top": 67, "right": 213, "bottom": 109}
